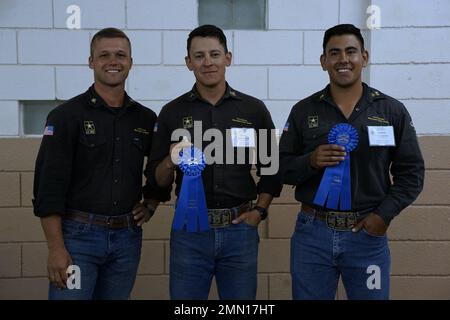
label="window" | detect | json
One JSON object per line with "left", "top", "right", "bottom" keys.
{"left": 198, "top": 0, "right": 266, "bottom": 30}
{"left": 22, "top": 101, "right": 63, "bottom": 135}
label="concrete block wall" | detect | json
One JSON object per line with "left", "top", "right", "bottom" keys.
{"left": 1, "top": 0, "right": 450, "bottom": 299}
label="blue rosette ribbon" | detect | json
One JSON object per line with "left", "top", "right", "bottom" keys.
{"left": 313, "top": 123, "right": 359, "bottom": 210}
{"left": 172, "top": 146, "right": 210, "bottom": 232}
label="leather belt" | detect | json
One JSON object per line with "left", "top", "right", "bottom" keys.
{"left": 208, "top": 202, "right": 252, "bottom": 228}
{"left": 64, "top": 210, "right": 137, "bottom": 229}
{"left": 301, "top": 204, "right": 366, "bottom": 231}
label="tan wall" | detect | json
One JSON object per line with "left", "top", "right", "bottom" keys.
{"left": 0, "top": 136, "right": 449, "bottom": 300}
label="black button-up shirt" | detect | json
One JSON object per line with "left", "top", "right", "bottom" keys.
{"left": 279, "top": 83, "right": 425, "bottom": 224}
{"left": 147, "top": 84, "right": 282, "bottom": 209}
{"left": 33, "top": 85, "right": 164, "bottom": 217}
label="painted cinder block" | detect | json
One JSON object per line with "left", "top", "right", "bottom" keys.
{"left": 371, "top": 64, "right": 450, "bottom": 99}
{"left": 0, "top": 66, "right": 55, "bottom": 100}
{"left": 227, "top": 66, "right": 268, "bottom": 99}
{"left": 234, "top": 31, "right": 302, "bottom": 65}
{"left": 18, "top": 30, "right": 90, "bottom": 64}
{"left": 0, "top": 30, "right": 17, "bottom": 63}
{"left": 55, "top": 67, "right": 92, "bottom": 100}
{"left": 53, "top": 0, "right": 126, "bottom": 29}
{"left": 0, "top": 101, "right": 19, "bottom": 136}
{"left": 374, "top": 0, "right": 450, "bottom": 27}
{"left": 0, "top": 0, "right": 52, "bottom": 28}
{"left": 127, "top": 0, "right": 197, "bottom": 29}
{"left": 268, "top": 0, "right": 339, "bottom": 29}
{"left": 128, "top": 66, "right": 194, "bottom": 100}
{"left": 269, "top": 66, "right": 329, "bottom": 100}
{"left": 371, "top": 28, "right": 450, "bottom": 63}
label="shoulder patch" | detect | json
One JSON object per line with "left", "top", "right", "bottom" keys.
{"left": 43, "top": 126, "right": 54, "bottom": 136}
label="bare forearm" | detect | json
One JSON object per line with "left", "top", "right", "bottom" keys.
{"left": 143, "top": 198, "right": 160, "bottom": 211}
{"left": 155, "top": 155, "right": 176, "bottom": 187}
{"left": 255, "top": 193, "right": 273, "bottom": 209}
{"left": 40, "top": 215, "right": 65, "bottom": 250}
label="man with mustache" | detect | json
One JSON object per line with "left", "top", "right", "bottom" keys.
{"left": 279, "top": 24, "right": 424, "bottom": 300}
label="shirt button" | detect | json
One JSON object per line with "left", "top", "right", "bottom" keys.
{"left": 116, "top": 137, "right": 120, "bottom": 141}
{"left": 355, "top": 108, "right": 360, "bottom": 111}
{"left": 114, "top": 179, "right": 118, "bottom": 183}
{"left": 215, "top": 184, "right": 219, "bottom": 189}
{"left": 115, "top": 158, "right": 120, "bottom": 163}
{"left": 113, "top": 201, "right": 118, "bottom": 206}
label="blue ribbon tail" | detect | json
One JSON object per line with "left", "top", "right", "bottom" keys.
{"left": 173, "top": 175, "right": 209, "bottom": 232}
{"left": 339, "top": 155, "right": 352, "bottom": 210}
{"left": 325, "top": 162, "right": 345, "bottom": 210}
{"left": 313, "top": 165, "right": 335, "bottom": 207}
{"left": 313, "top": 163, "right": 345, "bottom": 210}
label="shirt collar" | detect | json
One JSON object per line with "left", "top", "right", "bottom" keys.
{"left": 316, "top": 82, "right": 382, "bottom": 104}
{"left": 184, "top": 82, "right": 242, "bottom": 102}
{"left": 87, "top": 84, "right": 136, "bottom": 109}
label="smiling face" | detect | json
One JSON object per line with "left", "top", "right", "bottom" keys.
{"left": 185, "top": 36, "right": 232, "bottom": 90}
{"left": 320, "top": 34, "right": 368, "bottom": 89}
{"left": 89, "top": 37, "right": 132, "bottom": 88}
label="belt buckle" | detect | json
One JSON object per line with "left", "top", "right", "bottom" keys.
{"left": 208, "top": 210, "right": 231, "bottom": 228}
{"left": 326, "top": 211, "right": 357, "bottom": 231}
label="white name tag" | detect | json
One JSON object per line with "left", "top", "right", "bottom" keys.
{"left": 367, "top": 126, "right": 396, "bottom": 146}
{"left": 231, "top": 128, "right": 256, "bottom": 147}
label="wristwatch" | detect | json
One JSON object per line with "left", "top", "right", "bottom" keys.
{"left": 252, "top": 205, "right": 268, "bottom": 220}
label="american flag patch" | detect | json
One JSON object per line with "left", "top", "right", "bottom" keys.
{"left": 43, "top": 126, "right": 54, "bottom": 136}
{"left": 283, "top": 121, "right": 289, "bottom": 132}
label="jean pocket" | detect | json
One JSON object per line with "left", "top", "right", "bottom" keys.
{"left": 62, "top": 220, "right": 89, "bottom": 237}
{"left": 362, "top": 228, "right": 386, "bottom": 239}
{"left": 241, "top": 220, "right": 258, "bottom": 228}
{"left": 128, "top": 225, "right": 143, "bottom": 235}
{"left": 295, "top": 212, "right": 314, "bottom": 232}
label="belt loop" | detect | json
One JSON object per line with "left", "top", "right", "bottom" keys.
{"left": 310, "top": 208, "right": 317, "bottom": 223}
{"left": 105, "top": 216, "right": 111, "bottom": 227}
{"left": 88, "top": 213, "right": 94, "bottom": 225}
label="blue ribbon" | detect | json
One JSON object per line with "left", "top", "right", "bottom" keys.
{"left": 313, "top": 123, "right": 358, "bottom": 210}
{"left": 172, "top": 146, "right": 209, "bottom": 232}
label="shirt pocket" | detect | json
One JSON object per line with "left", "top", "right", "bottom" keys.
{"left": 301, "top": 126, "right": 330, "bottom": 152}
{"left": 131, "top": 136, "right": 144, "bottom": 152}
{"left": 131, "top": 135, "right": 151, "bottom": 154}
{"left": 77, "top": 135, "right": 108, "bottom": 169}
{"left": 129, "top": 135, "right": 149, "bottom": 171}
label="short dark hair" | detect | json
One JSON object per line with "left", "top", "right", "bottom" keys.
{"left": 90, "top": 27, "right": 131, "bottom": 56}
{"left": 186, "top": 24, "right": 228, "bottom": 56}
{"left": 322, "top": 24, "right": 365, "bottom": 54}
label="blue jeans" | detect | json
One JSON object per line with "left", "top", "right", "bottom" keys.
{"left": 291, "top": 211, "right": 390, "bottom": 300}
{"left": 48, "top": 217, "right": 142, "bottom": 300}
{"left": 170, "top": 222, "right": 259, "bottom": 300}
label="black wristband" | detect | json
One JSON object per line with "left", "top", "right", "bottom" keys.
{"left": 252, "top": 205, "right": 268, "bottom": 220}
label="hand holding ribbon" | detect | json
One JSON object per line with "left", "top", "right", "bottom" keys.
{"left": 313, "top": 123, "right": 359, "bottom": 210}
{"left": 172, "top": 146, "right": 209, "bottom": 232}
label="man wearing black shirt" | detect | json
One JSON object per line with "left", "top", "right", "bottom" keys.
{"left": 33, "top": 28, "right": 162, "bottom": 299}
{"left": 279, "top": 24, "right": 424, "bottom": 299}
{"left": 148, "top": 25, "right": 281, "bottom": 299}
